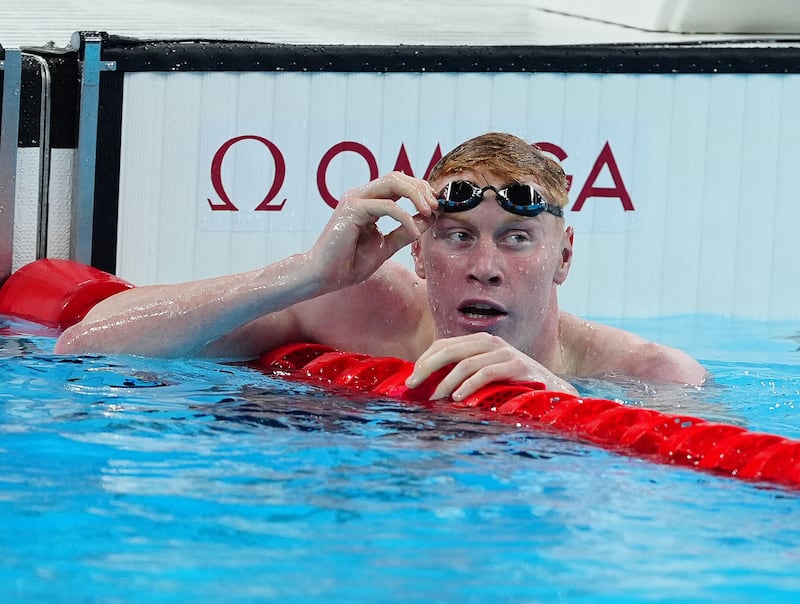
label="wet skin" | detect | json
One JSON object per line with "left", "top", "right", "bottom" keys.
{"left": 414, "top": 170, "right": 572, "bottom": 365}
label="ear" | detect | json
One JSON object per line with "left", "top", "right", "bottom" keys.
{"left": 553, "top": 226, "right": 573, "bottom": 285}
{"left": 411, "top": 239, "right": 426, "bottom": 279}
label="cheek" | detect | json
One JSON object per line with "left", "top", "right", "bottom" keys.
{"left": 421, "top": 258, "right": 457, "bottom": 288}
{"left": 418, "top": 249, "right": 463, "bottom": 304}
{"left": 509, "top": 249, "right": 557, "bottom": 289}
{"left": 417, "top": 237, "right": 463, "bottom": 279}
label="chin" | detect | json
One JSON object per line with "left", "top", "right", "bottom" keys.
{"left": 449, "top": 321, "right": 506, "bottom": 339}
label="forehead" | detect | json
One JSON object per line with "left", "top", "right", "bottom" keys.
{"left": 431, "top": 169, "right": 542, "bottom": 193}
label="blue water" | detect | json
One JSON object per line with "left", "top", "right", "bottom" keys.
{"left": 2, "top": 314, "right": 800, "bottom": 603}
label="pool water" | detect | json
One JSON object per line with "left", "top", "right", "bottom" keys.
{"left": 2, "top": 314, "right": 800, "bottom": 603}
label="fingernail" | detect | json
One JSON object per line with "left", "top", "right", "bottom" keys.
{"left": 430, "top": 387, "right": 447, "bottom": 401}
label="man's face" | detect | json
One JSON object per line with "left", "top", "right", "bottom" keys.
{"left": 414, "top": 170, "right": 573, "bottom": 351}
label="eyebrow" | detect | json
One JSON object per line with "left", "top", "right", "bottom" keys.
{"left": 434, "top": 212, "right": 543, "bottom": 228}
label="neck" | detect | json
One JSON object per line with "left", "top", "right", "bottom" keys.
{"left": 524, "top": 291, "right": 566, "bottom": 373}
{"left": 412, "top": 304, "right": 439, "bottom": 357}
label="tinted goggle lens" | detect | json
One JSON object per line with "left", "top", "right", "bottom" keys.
{"left": 445, "top": 180, "right": 480, "bottom": 203}
{"left": 437, "top": 181, "right": 563, "bottom": 218}
{"left": 504, "top": 184, "right": 538, "bottom": 205}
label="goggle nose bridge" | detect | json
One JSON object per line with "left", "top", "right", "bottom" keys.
{"left": 474, "top": 185, "right": 502, "bottom": 200}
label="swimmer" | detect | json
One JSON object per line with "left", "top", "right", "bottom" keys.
{"left": 55, "top": 132, "right": 708, "bottom": 398}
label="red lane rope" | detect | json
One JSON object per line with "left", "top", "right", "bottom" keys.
{"left": 253, "top": 342, "right": 800, "bottom": 489}
{"left": 3, "top": 260, "right": 799, "bottom": 489}
{"left": 0, "top": 259, "right": 133, "bottom": 328}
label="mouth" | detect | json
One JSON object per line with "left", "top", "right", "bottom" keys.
{"left": 459, "top": 302, "right": 507, "bottom": 319}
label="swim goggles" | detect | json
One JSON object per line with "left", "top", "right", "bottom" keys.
{"left": 436, "top": 180, "right": 563, "bottom": 218}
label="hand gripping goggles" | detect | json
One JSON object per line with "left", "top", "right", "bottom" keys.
{"left": 437, "top": 180, "right": 563, "bottom": 218}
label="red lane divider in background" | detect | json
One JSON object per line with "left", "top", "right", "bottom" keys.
{"left": 253, "top": 341, "right": 800, "bottom": 490}
{"left": 0, "top": 259, "right": 133, "bottom": 328}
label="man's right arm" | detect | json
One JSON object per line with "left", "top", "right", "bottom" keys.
{"left": 54, "top": 253, "right": 322, "bottom": 359}
{"left": 54, "top": 172, "right": 439, "bottom": 359}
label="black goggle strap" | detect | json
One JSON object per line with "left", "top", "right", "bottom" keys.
{"left": 437, "top": 181, "right": 564, "bottom": 218}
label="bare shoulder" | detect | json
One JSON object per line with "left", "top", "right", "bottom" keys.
{"left": 200, "top": 262, "right": 428, "bottom": 361}
{"left": 292, "top": 261, "right": 432, "bottom": 358}
{"left": 559, "top": 312, "right": 707, "bottom": 386}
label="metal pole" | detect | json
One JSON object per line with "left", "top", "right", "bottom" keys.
{"left": 71, "top": 33, "right": 116, "bottom": 265}
{"left": 0, "top": 49, "right": 22, "bottom": 282}
{"left": 24, "top": 53, "right": 53, "bottom": 260}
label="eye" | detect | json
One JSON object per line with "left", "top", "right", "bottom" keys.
{"left": 431, "top": 223, "right": 476, "bottom": 249}
{"left": 503, "top": 231, "right": 533, "bottom": 244}
{"left": 445, "top": 229, "right": 474, "bottom": 244}
{"left": 505, "top": 232, "right": 531, "bottom": 244}
{"left": 498, "top": 230, "right": 537, "bottom": 252}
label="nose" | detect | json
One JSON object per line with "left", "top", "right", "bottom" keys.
{"left": 467, "top": 236, "right": 504, "bottom": 286}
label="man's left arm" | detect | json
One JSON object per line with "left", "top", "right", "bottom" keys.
{"left": 616, "top": 341, "right": 708, "bottom": 386}
{"left": 568, "top": 317, "right": 708, "bottom": 386}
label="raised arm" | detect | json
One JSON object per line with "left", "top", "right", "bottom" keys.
{"left": 55, "top": 172, "right": 438, "bottom": 358}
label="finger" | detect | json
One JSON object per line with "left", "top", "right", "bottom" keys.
{"left": 380, "top": 212, "right": 435, "bottom": 254}
{"left": 337, "top": 196, "right": 416, "bottom": 230}
{"left": 406, "top": 342, "right": 450, "bottom": 388}
{"left": 434, "top": 352, "right": 578, "bottom": 399}
{"left": 430, "top": 352, "right": 513, "bottom": 401}
{"left": 380, "top": 224, "right": 419, "bottom": 256}
{"left": 350, "top": 173, "right": 438, "bottom": 216}
{"left": 411, "top": 179, "right": 439, "bottom": 216}
{"left": 406, "top": 336, "right": 495, "bottom": 391}
{"left": 412, "top": 335, "right": 496, "bottom": 376}
{"left": 357, "top": 198, "right": 422, "bottom": 240}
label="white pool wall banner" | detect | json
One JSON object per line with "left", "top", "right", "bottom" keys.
{"left": 114, "top": 69, "right": 800, "bottom": 320}
{"left": 4, "top": 36, "right": 800, "bottom": 321}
